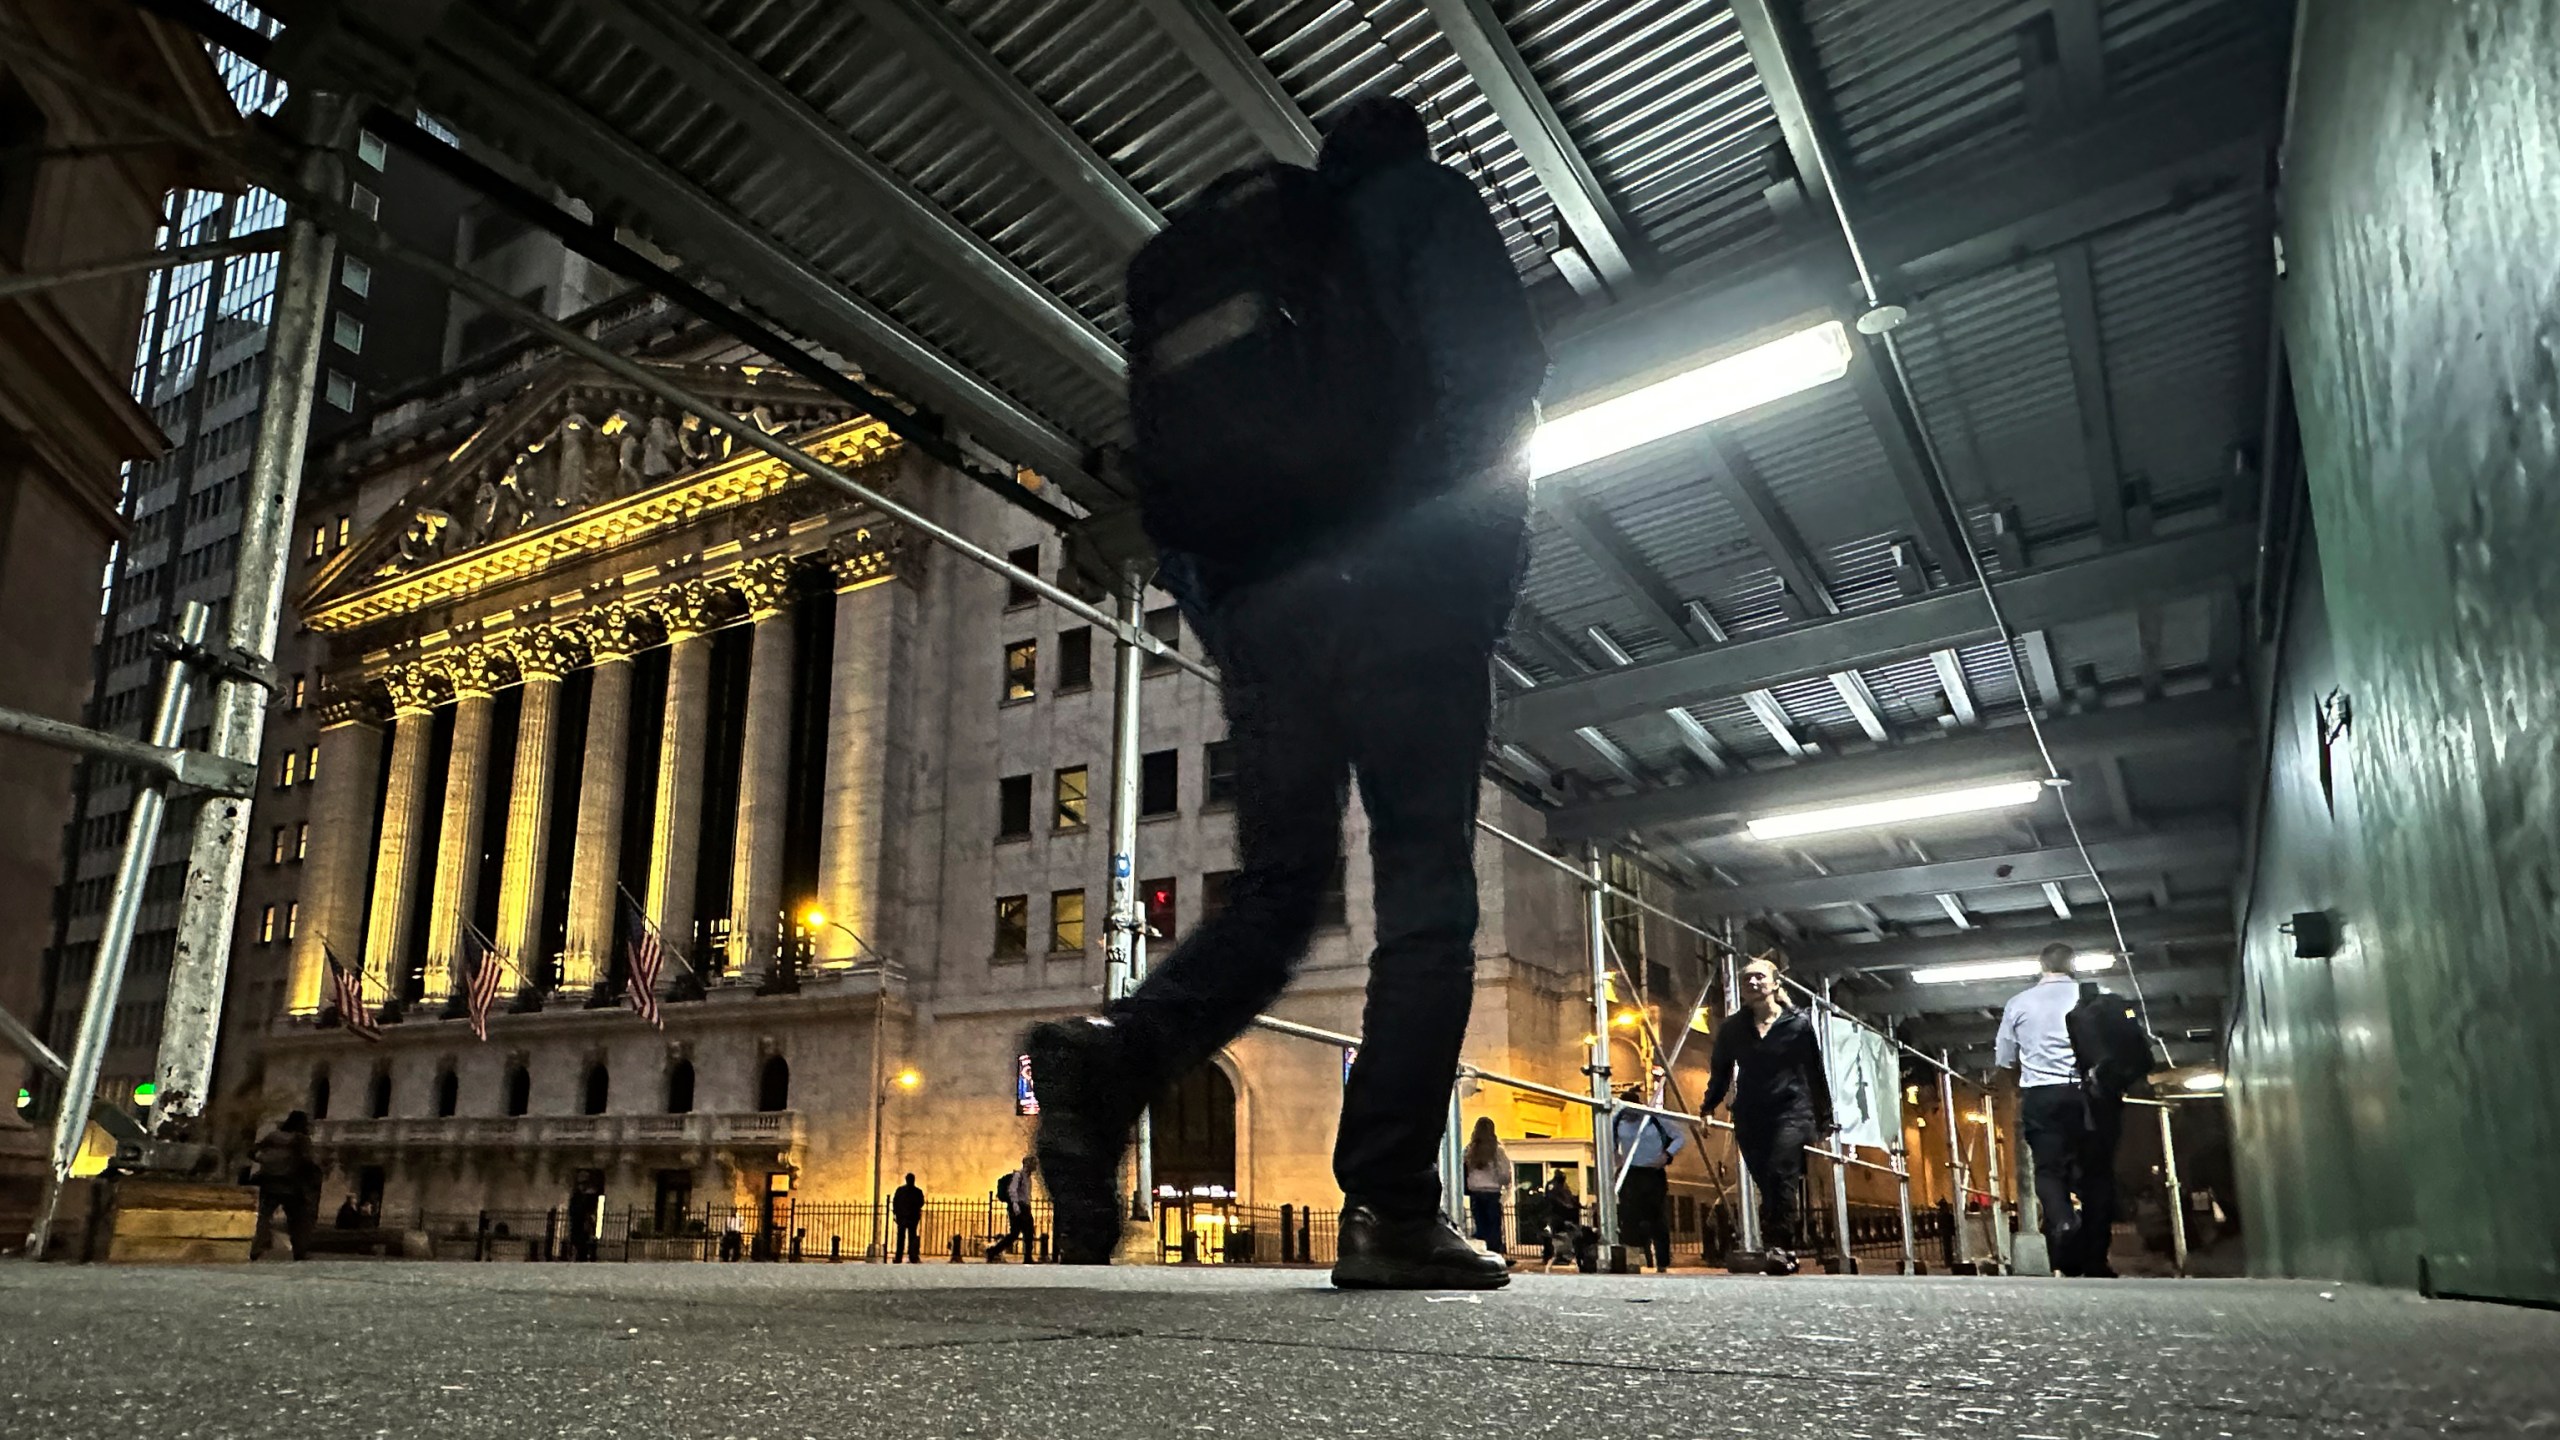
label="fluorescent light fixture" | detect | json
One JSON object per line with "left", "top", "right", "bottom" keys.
{"left": 1908, "top": 954, "right": 2119, "bottom": 986}
{"left": 1745, "top": 779, "right": 2047, "bottom": 841}
{"left": 2181, "top": 1070, "right": 2225, "bottom": 1092}
{"left": 1527, "top": 320, "right": 1855, "bottom": 479}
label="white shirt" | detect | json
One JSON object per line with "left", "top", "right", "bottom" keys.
{"left": 1996, "top": 974, "right": 2081, "bottom": 1088}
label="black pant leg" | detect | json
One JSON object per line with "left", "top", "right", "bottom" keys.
{"left": 1334, "top": 612, "right": 1492, "bottom": 1218}
{"left": 1108, "top": 594, "right": 1346, "bottom": 1091}
{"left": 1619, "top": 1167, "right": 1670, "bottom": 1267}
{"left": 2019, "top": 1085, "right": 2088, "bottom": 1269}
{"left": 1742, "top": 1112, "right": 1812, "bottom": 1250}
{"left": 2079, "top": 1092, "right": 2125, "bottom": 1273}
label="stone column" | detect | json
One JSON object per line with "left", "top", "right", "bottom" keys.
{"left": 422, "top": 645, "right": 507, "bottom": 1011}
{"left": 285, "top": 692, "right": 385, "bottom": 1015}
{"left": 361, "top": 665, "right": 442, "bottom": 1009}
{"left": 643, "top": 581, "right": 720, "bottom": 987}
{"left": 561, "top": 604, "right": 646, "bottom": 995}
{"left": 492, "top": 626, "right": 578, "bottom": 990}
{"left": 726, "top": 557, "right": 797, "bottom": 986}
{"left": 814, "top": 533, "right": 903, "bottom": 966}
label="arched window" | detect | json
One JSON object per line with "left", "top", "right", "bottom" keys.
{"left": 503, "top": 1063, "right": 531, "bottom": 1117}
{"left": 581, "top": 1062, "right": 609, "bottom": 1116}
{"left": 433, "top": 1067, "right": 459, "bottom": 1118}
{"left": 309, "top": 1067, "right": 331, "bottom": 1120}
{"left": 367, "top": 1070, "right": 393, "bottom": 1119}
{"left": 664, "top": 1059, "right": 695, "bottom": 1115}
{"left": 757, "top": 1055, "right": 790, "bottom": 1112}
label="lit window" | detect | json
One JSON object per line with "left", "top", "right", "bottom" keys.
{"left": 259, "top": 905, "right": 276, "bottom": 944}
{"left": 285, "top": 902, "right": 299, "bottom": 940}
{"left": 1049, "top": 890, "right": 1085, "bottom": 954}
{"left": 1141, "top": 749, "right": 1178, "bottom": 817}
{"left": 1053, "top": 766, "right": 1089, "bottom": 832}
{"left": 1004, "top": 546, "right": 1040, "bottom": 609}
{"left": 355, "top": 129, "right": 388, "bottom": 169}
{"left": 1143, "top": 606, "right": 1181, "bottom": 676}
{"left": 1003, "top": 640, "right": 1037, "bottom": 703}
{"left": 332, "top": 314, "right": 364, "bottom": 353}
{"left": 308, "top": 524, "right": 328, "bottom": 559}
{"left": 1057, "top": 627, "right": 1093, "bottom": 692}
{"left": 993, "top": 895, "right": 1029, "bottom": 961}
{"left": 997, "top": 775, "right": 1031, "bottom": 840}
{"left": 270, "top": 827, "right": 288, "bottom": 865}
{"left": 340, "top": 255, "right": 372, "bottom": 297}
{"left": 349, "top": 183, "right": 379, "bottom": 220}
{"left": 279, "top": 751, "right": 298, "bottom": 788}
{"left": 307, "top": 744, "right": 319, "bottom": 781}
{"left": 290, "top": 674, "right": 307, "bottom": 710}
{"left": 1142, "top": 879, "right": 1177, "bottom": 944}
{"left": 1205, "top": 741, "right": 1238, "bottom": 808}
{"left": 295, "top": 822, "right": 308, "bottom": 861}
{"left": 335, "top": 516, "right": 351, "bottom": 548}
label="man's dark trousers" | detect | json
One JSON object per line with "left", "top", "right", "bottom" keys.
{"left": 1618, "top": 1164, "right": 1673, "bottom": 1269}
{"left": 2019, "top": 1083, "right": 2092, "bottom": 1270}
{"left": 1110, "top": 537, "right": 1503, "bottom": 1220}
{"left": 2075, "top": 1090, "right": 2125, "bottom": 1274}
{"left": 894, "top": 1221, "right": 921, "bottom": 1263}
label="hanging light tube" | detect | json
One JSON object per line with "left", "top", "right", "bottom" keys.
{"left": 1744, "top": 778, "right": 2048, "bottom": 841}
{"left": 1528, "top": 320, "right": 1855, "bottom": 479}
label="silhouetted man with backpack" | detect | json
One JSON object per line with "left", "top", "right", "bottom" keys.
{"left": 2066, "top": 981, "right": 2152, "bottom": 1278}
{"left": 1027, "top": 94, "right": 1546, "bottom": 1290}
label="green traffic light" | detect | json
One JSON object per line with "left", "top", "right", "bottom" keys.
{"left": 132, "top": 1082, "right": 157, "bottom": 1106}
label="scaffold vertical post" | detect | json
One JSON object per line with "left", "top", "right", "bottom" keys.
{"left": 1584, "top": 846, "right": 1619, "bottom": 1258}
{"left": 2158, "top": 1101, "right": 2188, "bottom": 1275}
{"left": 1938, "top": 1053, "right": 1966, "bottom": 1265}
{"left": 156, "top": 111, "right": 344, "bottom": 1132}
{"left": 1818, "top": 979, "right": 1854, "bottom": 1273}
{"left": 1442, "top": 1081, "right": 1467, "bottom": 1233}
{"left": 27, "top": 602, "right": 214, "bottom": 1257}
{"left": 1102, "top": 571, "right": 1151, "bottom": 1223}
{"left": 1730, "top": 948, "right": 1759, "bottom": 1257}
{"left": 1896, "top": 1139, "right": 1918, "bottom": 1275}
{"left": 1984, "top": 1083, "right": 2011, "bottom": 1273}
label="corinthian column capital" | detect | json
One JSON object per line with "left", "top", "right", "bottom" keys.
{"left": 581, "top": 602, "right": 649, "bottom": 661}
{"left": 439, "top": 643, "right": 511, "bottom": 700}
{"left": 507, "top": 625, "right": 582, "bottom": 684}
{"left": 382, "top": 664, "right": 442, "bottom": 717}
{"left": 731, "top": 555, "right": 797, "bottom": 621}
{"left": 830, "top": 524, "right": 905, "bottom": 592}
{"left": 655, "top": 579, "right": 724, "bottom": 639}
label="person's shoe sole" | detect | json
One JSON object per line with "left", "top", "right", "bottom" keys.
{"left": 1330, "top": 1255, "right": 1512, "bottom": 1291}
{"left": 1024, "top": 1022, "right": 1129, "bottom": 1265}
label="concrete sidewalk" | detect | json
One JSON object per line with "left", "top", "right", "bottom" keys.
{"left": 4, "top": 1261, "right": 2553, "bottom": 1437}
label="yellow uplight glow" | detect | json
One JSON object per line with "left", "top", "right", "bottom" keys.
{"left": 1527, "top": 321, "right": 1855, "bottom": 479}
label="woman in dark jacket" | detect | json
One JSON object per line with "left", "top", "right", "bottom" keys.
{"left": 1699, "top": 954, "right": 1834, "bottom": 1275}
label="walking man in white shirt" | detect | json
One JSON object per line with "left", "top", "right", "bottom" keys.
{"left": 1996, "top": 943, "right": 2098, "bottom": 1275}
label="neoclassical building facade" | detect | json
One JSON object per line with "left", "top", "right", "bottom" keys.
{"left": 235, "top": 351, "right": 1682, "bottom": 1246}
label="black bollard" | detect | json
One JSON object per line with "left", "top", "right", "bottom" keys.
{"left": 949, "top": 1233, "right": 964, "bottom": 1263}
{"left": 830, "top": 1234, "right": 841, "bottom": 1262}
{"left": 1281, "top": 1204, "right": 1296, "bottom": 1264}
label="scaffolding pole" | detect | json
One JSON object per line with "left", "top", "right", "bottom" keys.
{"left": 156, "top": 120, "right": 343, "bottom": 1131}
{"left": 1816, "top": 979, "right": 1854, "bottom": 1273}
{"left": 1730, "top": 952, "right": 1759, "bottom": 1256}
{"left": 1100, "top": 574, "right": 1154, "bottom": 1224}
{"left": 1583, "top": 846, "right": 1619, "bottom": 1258}
{"left": 2158, "top": 1100, "right": 2189, "bottom": 1275}
{"left": 0, "top": 232, "right": 280, "bottom": 302}
{"left": 1984, "top": 1088, "right": 2012, "bottom": 1273}
{"left": 26, "top": 602, "right": 213, "bottom": 1257}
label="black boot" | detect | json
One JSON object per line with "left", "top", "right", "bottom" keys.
{"left": 1023, "top": 1018, "right": 1145, "bottom": 1264}
{"left": 1331, "top": 1207, "right": 1511, "bottom": 1291}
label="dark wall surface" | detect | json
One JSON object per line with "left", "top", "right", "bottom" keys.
{"left": 2246, "top": 0, "right": 2560, "bottom": 1304}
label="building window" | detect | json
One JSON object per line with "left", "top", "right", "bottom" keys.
{"left": 1205, "top": 740, "right": 1238, "bottom": 808}
{"left": 1004, "top": 545, "right": 1040, "bottom": 609}
{"left": 664, "top": 1059, "right": 694, "bottom": 1114}
{"left": 1202, "top": 869, "right": 1236, "bottom": 925}
{"left": 993, "top": 895, "right": 1029, "bottom": 960}
{"left": 367, "top": 1070, "right": 393, "bottom": 1119}
{"left": 308, "top": 523, "right": 328, "bottom": 559}
{"left": 503, "top": 1064, "right": 530, "bottom": 1117}
{"left": 309, "top": 1068, "right": 330, "bottom": 1120}
{"left": 1057, "top": 627, "right": 1093, "bottom": 692}
{"left": 654, "top": 1170, "right": 693, "bottom": 1233}
{"left": 1053, "top": 766, "right": 1089, "bottom": 832}
{"left": 270, "top": 827, "right": 289, "bottom": 865}
{"left": 285, "top": 902, "right": 299, "bottom": 940}
{"left": 332, "top": 313, "right": 364, "bottom": 353}
{"left": 355, "top": 128, "right": 388, "bottom": 169}
{"left": 433, "top": 1068, "right": 458, "bottom": 1117}
{"left": 335, "top": 516, "right": 351, "bottom": 548}
{"left": 349, "top": 182, "right": 379, "bottom": 219}
{"left": 1003, "top": 640, "right": 1037, "bottom": 703}
{"left": 340, "top": 254, "right": 373, "bottom": 296}
{"left": 997, "top": 774, "right": 1032, "bottom": 840}
{"left": 324, "top": 371, "right": 356, "bottom": 411}
{"left": 1142, "top": 878, "right": 1176, "bottom": 944}
{"left": 259, "top": 905, "right": 277, "bottom": 944}
{"left": 279, "top": 751, "right": 298, "bottom": 788}
{"left": 289, "top": 673, "right": 307, "bottom": 710}
{"left": 757, "top": 1055, "right": 790, "bottom": 1112}
{"left": 1318, "top": 858, "right": 1348, "bottom": 929}
{"left": 582, "top": 1063, "right": 609, "bottom": 1116}
{"left": 1050, "top": 890, "right": 1086, "bottom": 954}
{"left": 1143, "top": 606, "right": 1181, "bottom": 675}
{"left": 307, "top": 744, "right": 320, "bottom": 781}
{"left": 295, "top": 822, "right": 309, "bottom": 861}
{"left": 1141, "top": 749, "right": 1179, "bottom": 817}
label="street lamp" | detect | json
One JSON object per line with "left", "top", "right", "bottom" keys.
{"left": 801, "top": 905, "right": 882, "bottom": 971}
{"left": 870, "top": 1064, "right": 921, "bottom": 1260}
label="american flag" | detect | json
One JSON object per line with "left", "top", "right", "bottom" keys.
{"left": 464, "top": 927, "right": 508, "bottom": 1042}
{"left": 621, "top": 893, "right": 665, "bottom": 1030}
{"left": 324, "top": 944, "right": 381, "bottom": 1042}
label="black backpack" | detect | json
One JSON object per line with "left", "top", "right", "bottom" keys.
{"left": 1125, "top": 161, "right": 1423, "bottom": 567}
{"left": 2068, "top": 991, "right": 2154, "bottom": 1099}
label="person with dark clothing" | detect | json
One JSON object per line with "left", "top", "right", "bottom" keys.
{"left": 1612, "top": 1089, "right": 1687, "bottom": 1272}
{"left": 1026, "top": 94, "right": 1546, "bottom": 1293}
{"left": 334, "top": 1197, "right": 363, "bottom": 1230}
{"left": 1700, "top": 957, "right": 1834, "bottom": 1275}
{"left": 891, "top": 1172, "right": 926, "bottom": 1263}
{"left": 1460, "top": 1118, "right": 1512, "bottom": 1255}
{"left": 1999, "top": 943, "right": 2098, "bottom": 1275}
{"left": 248, "top": 1111, "right": 322, "bottom": 1261}
{"left": 1539, "top": 1173, "right": 1588, "bottom": 1271}
{"left": 2064, "top": 981, "right": 2151, "bottom": 1278}
{"left": 985, "top": 1160, "right": 1038, "bottom": 1263}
